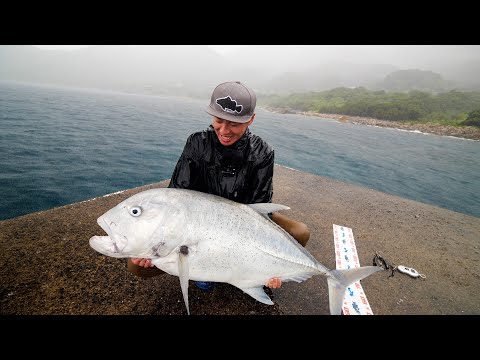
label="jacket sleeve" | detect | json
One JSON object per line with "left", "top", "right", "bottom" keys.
{"left": 249, "top": 150, "right": 274, "bottom": 204}
{"left": 168, "top": 135, "right": 199, "bottom": 189}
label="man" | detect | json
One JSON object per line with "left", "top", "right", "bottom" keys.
{"left": 128, "top": 81, "right": 310, "bottom": 291}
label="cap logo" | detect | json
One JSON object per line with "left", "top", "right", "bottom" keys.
{"left": 215, "top": 96, "right": 243, "bottom": 114}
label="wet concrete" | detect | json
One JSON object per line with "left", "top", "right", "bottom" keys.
{"left": 1, "top": 165, "right": 479, "bottom": 315}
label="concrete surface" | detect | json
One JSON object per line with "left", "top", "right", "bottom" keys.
{"left": 1, "top": 165, "right": 479, "bottom": 315}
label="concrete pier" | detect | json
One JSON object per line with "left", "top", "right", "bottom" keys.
{"left": 1, "top": 165, "right": 479, "bottom": 315}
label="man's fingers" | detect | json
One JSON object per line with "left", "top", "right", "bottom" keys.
{"left": 139, "top": 259, "right": 150, "bottom": 268}
{"left": 266, "top": 277, "right": 282, "bottom": 289}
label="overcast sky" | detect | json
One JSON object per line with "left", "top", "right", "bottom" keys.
{"left": 33, "top": 45, "right": 480, "bottom": 66}
{"left": 34, "top": 45, "right": 242, "bottom": 55}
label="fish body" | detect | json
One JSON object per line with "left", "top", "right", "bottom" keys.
{"left": 89, "top": 188, "right": 382, "bottom": 314}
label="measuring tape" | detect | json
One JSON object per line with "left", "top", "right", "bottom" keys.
{"left": 333, "top": 224, "right": 374, "bottom": 315}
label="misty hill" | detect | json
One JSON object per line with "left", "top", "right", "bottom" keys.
{"left": 1, "top": 45, "right": 479, "bottom": 96}
{"left": 225, "top": 45, "right": 480, "bottom": 93}
{"left": 378, "top": 69, "right": 457, "bottom": 93}
{"left": 259, "top": 62, "right": 398, "bottom": 94}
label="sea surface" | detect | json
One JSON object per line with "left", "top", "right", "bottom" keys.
{"left": 1, "top": 80, "right": 479, "bottom": 221}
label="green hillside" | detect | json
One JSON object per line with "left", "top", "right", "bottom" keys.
{"left": 259, "top": 87, "right": 480, "bottom": 127}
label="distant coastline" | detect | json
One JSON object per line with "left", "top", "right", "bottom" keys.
{"left": 262, "top": 107, "right": 480, "bottom": 141}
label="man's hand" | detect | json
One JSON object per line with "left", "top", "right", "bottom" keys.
{"left": 131, "top": 258, "right": 154, "bottom": 268}
{"left": 265, "top": 277, "right": 282, "bottom": 289}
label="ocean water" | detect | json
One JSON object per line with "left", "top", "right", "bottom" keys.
{"left": 1, "top": 81, "right": 479, "bottom": 221}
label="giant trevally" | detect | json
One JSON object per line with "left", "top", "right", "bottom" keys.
{"left": 89, "top": 188, "right": 383, "bottom": 315}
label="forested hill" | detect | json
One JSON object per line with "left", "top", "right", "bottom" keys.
{"left": 380, "top": 69, "right": 456, "bottom": 93}
{"left": 259, "top": 87, "right": 480, "bottom": 126}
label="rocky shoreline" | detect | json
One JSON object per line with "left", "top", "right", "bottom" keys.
{"left": 263, "top": 107, "right": 480, "bottom": 141}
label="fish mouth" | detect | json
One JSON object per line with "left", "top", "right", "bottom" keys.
{"left": 88, "top": 216, "right": 128, "bottom": 258}
{"left": 89, "top": 235, "right": 125, "bottom": 257}
{"left": 97, "top": 215, "right": 112, "bottom": 237}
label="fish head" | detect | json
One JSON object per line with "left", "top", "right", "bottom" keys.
{"left": 89, "top": 189, "right": 181, "bottom": 259}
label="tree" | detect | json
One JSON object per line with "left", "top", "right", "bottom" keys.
{"left": 462, "top": 109, "right": 480, "bottom": 127}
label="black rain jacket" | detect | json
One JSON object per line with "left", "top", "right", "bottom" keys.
{"left": 168, "top": 125, "right": 274, "bottom": 204}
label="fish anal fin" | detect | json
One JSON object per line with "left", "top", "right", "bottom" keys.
{"left": 241, "top": 286, "right": 274, "bottom": 305}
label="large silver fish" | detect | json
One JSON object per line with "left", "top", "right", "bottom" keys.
{"left": 89, "top": 188, "right": 382, "bottom": 315}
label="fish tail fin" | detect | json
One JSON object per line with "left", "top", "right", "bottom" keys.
{"left": 326, "top": 266, "right": 383, "bottom": 315}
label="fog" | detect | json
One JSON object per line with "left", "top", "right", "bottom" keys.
{"left": 1, "top": 45, "right": 479, "bottom": 97}
{"left": 225, "top": 45, "right": 480, "bottom": 72}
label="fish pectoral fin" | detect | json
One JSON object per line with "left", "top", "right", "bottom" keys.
{"left": 178, "top": 246, "right": 190, "bottom": 315}
{"left": 241, "top": 286, "right": 274, "bottom": 305}
{"left": 248, "top": 203, "right": 290, "bottom": 215}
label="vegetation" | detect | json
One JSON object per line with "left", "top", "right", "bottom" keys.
{"left": 259, "top": 87, "right": 480, "bottom": 127}
{"left": 462, "top": 109, "right": 480, "bottom": 127}
{"left": 380, "top": 69, "right": 455, "bottom": 93}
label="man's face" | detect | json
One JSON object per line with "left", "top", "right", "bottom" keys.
{"left": 212, "top": 116, "right": 254, "bottom": 146}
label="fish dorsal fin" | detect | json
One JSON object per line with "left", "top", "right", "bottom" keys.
{"left": 248, "top": 203, "right": 290, "bottom": 214}
{"left": 241, "top": 286, "right": 274, "bottom": 305}
{"left": 178, "top": 246, "right": 190, "bottom": 315}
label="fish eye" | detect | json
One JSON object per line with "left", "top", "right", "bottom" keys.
{"left": 129, "top": 206, "right": 142, "bottom": 217}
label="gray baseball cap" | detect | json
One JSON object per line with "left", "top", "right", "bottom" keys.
{"left": 205, "top": 81, "right": 257, "bottom": 123}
